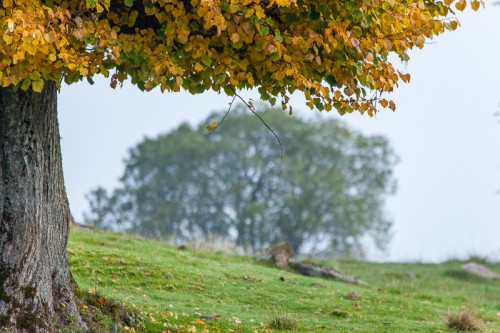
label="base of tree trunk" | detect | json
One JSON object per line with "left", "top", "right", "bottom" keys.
{"left": 0, "top": 82, "right": 86, "bottom": 332}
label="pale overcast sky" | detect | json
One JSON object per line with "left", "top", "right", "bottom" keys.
{"left": 59, "top": 7, "right": 500, "bottom": 262}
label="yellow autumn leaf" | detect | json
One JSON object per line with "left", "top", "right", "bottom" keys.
{"left": 26, "top": 45, "right": 37, "bottom": 56}
{"left": 12, "top": 51, "right": 26, "bottom": 64}
{"left": 254, "top": 5, "right": 265, "bottom": 19}
{"left": 230, "top": 33, "right": 240, "bottom": 43}
{"left": 246, "top": 73, "right": 255, "bottom": 85}
{"left": 2, "top": 77, "right": 10, "bottom": 87}
{"left": 365, "top": 52, "right": 374, "bottom": 62}
{"left": 274, "top": 0, "right": 293, "bottom": 6}
{"left": 471, "top": 0, "right": 480, "bottom": 11}
{"left": 3, "top": 34, "right": 13, "bottom": 45}
{"left": 194, "top": 62, "right": 204, "bottom": 71}
{"left": 176, "top": 76, "right": 184, "bottom": 86}
{"left": 383, "top": 39, "right": 392, "bottom": 51}
{"left": 244, "top": 8, "right": 255, "bottom": 18}
{"left": 178, "top": 33, "right": 189, "bottom": 44}
{"left": 455, "top": 0, "right": 466, "bottom": 10}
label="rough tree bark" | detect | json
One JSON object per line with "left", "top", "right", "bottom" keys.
{"left": 0, "top": 82, "right": 84, "bottom": 332}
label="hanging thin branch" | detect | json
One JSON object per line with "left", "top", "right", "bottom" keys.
{"left": 206, "top": 88, "right": 284, "bottom": 165}
{"left": 233, "top": 92, "right": 283, "bottom": 165}
{"left": 206, "top": 94, "right": 237, "bottom": 134}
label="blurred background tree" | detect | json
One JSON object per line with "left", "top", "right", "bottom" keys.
{"left": 85, "top": 107, "right": 398, "bottom": 257}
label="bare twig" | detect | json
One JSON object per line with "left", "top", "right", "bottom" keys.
{"left": 206, "top": 94, "right": 237, "bottom": 134}
{"left": 207, "top": 88, "right": 284, "bottom": 165}
{"left": 233, "top": 92, "right": 284, "bottom": 165}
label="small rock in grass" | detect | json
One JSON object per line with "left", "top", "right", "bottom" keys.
{"left": 462, "top": 262, "right": 500, "bottom": 280}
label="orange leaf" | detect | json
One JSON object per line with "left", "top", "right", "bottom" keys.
{"left": 388, "top": 100, "right": 396, "bottom": 111}
{"left": 455, "top": 0, "right": 466, "bottom": 10}
{"left": 471, "top": 0, "right": 480, "bottom": 11}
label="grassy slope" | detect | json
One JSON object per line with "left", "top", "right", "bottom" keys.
{"left": 69, "top": 228, "right": 500, "bottom": 333}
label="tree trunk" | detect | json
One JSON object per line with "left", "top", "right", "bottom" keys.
{"left": 0, "top": 82, "right": 85, "bottom": 332}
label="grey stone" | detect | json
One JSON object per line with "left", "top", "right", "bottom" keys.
{"left": 462, "top": 262, "right": 500, "bottom": 280}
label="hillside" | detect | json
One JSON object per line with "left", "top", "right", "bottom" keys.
{"left": 68, "top": 228, "right": 500, "bottom": 332}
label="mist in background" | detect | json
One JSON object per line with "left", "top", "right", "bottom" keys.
{"left": 59, "top": 7, "right": 500, "bottom": 262}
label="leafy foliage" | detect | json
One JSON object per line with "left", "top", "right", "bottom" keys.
{"left": 0, "top": 0, "right": 479, "bottom": 114}
{"left": 85, "top": 107, "right": 397, "bottom": 256}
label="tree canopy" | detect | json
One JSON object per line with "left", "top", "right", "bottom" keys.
{"left": 0, "top": 0, "right": 476, "bottom": 115}
{"left": 85, "top": 107, "right": 398, "bottom": 256}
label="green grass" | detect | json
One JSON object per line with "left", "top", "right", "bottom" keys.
{"left": 68, "top": 228, "right": 500, "bottom": 332}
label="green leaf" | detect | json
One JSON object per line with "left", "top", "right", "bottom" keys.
{"left": 274, "top": 29, "right": 283, "bottom": 43}
{"left": 223, "top": 85, "right": 234, "bottom": 95}
{"left": 345, "top": 2, "right": 357, "bottom": 10}
{"left": 217, "top": 74, "right": 226, "bottom": 84}
{"left": 124, "top": 0, "right": 134, "bottom": 7}
{"left": 270, "top": 52, "right": 280, "bottom": 61}
{"left": 352, "top": 9, "right": 363, "bottom": 19}
{"left": 196, "top": 85, "right": 206, "bottom": 93}
{"left": 265, "top": 18, "right": 275, "bottom": 27}
{"left": 285, "top": 13, "right": 297, "bottom": 23}
{"left": 352, "top": 26, "right": 362, "bottom": 37}
{"left": 20, "top": 79, "right": 31, "bottom": 91}
{"left": 325, "top": 75, "right": 338, "bottom": 87}
{"left": 201, "top": 55, "right": 212, "bottom": 66}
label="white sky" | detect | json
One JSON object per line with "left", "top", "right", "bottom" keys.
{"left": 59, "top": 7, "right": 500, "bottom": 262}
